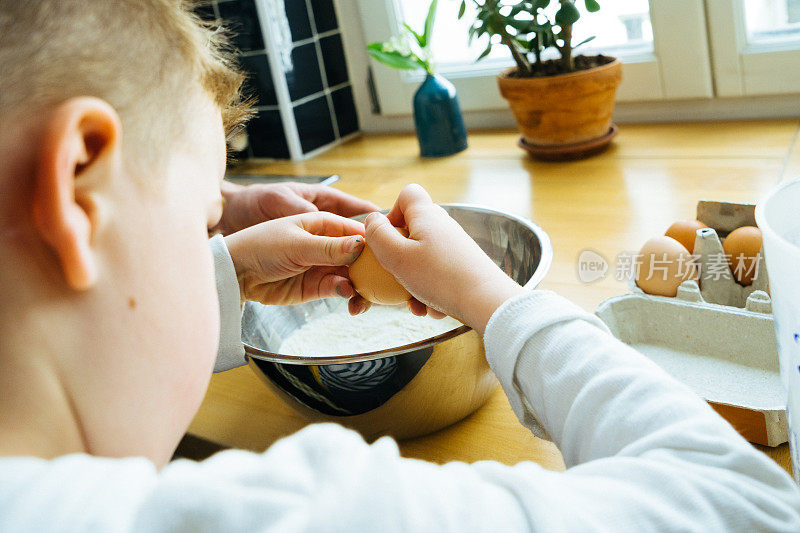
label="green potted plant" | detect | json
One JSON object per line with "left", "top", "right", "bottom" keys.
{"left": 460, "top": 0, "right": 621, "bottom": 159}
{"left": 367, "top": 0, "right": 468, "bottom": 158}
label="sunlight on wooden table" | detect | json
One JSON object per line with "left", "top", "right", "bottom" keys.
{"left": 190, "top": 120, "right": 798, "bottom": 474}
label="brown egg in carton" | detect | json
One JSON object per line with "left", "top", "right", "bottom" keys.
{"left": 611, "top": 200, "right": 785, "bottom": 447}
{"left": 629, "top": 200, "right": 770, "bottom": 309}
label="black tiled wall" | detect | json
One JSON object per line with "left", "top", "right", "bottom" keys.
{"left": 197, "top": 0, "right": 359, "bottom": 159}
{"left": 238, "top": 52, "right": 277, "bottom": 106}
{"left": 330, "top": 85, "right": 359, "bottom": 137}
{"left": 287, "top": 43, "right": 324, "bottom": 101}
{"left": 247, "top": 109, "right": 291, "bottom": 159}
{"left": 284, "top": 1, "right": 313, "bottom": 42}
{"left": 216, "top": 0, "right": 264, "bottom": 52}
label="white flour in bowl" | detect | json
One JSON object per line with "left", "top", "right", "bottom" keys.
{"left": 279, "top": 305, "right": 463, "bottom": 357}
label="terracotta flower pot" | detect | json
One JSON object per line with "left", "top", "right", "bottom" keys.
{"left": 497, "top": 58, "right": 622, "bottom": 147}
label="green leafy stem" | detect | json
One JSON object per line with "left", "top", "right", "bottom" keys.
{"left": 366, "top": 0, "right": 438, "bottom": 75}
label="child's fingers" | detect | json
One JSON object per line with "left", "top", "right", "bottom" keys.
{"left": 258, "top": 185, "right": 319, "bottom": 218}
{"left": 386, "top": 183, "right": 433, "bottom": 227}
{"left": 364, "top": 212, "right": 413, "bottom": 269}
{"left": 407, "top": 298, "right": 428, "bottom": 317}
{"left": 291, "top": 183, "right": 381, "bottom": 218}
{"left": 427, "top": 308, "right": 447, "bottom": 320}
{"left": 348, "top": 295, "right": 371, "bottom": 315}
{"left": 295, "top": 235, "right": 365, "bottom": 267}
{"left": 307, "top": 271, "right": 354, "bottom": 301}
{"left": 296, "top": 211, "right": 366, "bottom": 238}
{"left": 406, "top": 298, "right": 446, "bottom": 318}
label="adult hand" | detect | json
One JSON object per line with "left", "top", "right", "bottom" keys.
{"left": 224, "top": 212, "right": 371, "bottom": 314}
{"left": 363, "top": 184, "right": 525, "bottom": 334}
{"left": 215, "top": 181, "right": 379, "bottom": 235}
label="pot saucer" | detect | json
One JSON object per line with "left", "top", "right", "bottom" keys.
{"left": 518, "top": 123, "right": 618, "bottom": 161}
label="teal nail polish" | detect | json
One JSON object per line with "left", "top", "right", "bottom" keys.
{"left": 348, "top": 237, "right": 364, "bottom": 255}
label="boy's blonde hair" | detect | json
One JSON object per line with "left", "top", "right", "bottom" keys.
{"left": 0, "top": 0, "right": 251, "bottom": 165}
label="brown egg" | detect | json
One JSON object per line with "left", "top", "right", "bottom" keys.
{"left": 349, "top": 227, "right": 412, "bottom": 305}
{"left": 636, "top": 236, "right": 699, "bottom": 297}
{"left": 665, "top": 219, "right": 708, "bottom": 253}
{"left": 722, "top": 226, "right": 762, "bottom": 286}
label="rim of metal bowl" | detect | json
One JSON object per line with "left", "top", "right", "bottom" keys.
{"left": 244, "top": 203, "right": 553, "bottom": 365}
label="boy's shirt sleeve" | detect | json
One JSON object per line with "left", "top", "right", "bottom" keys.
{"left": 209, "top": 235, "right": 246, "bottom": 372}
{"left": 482, "top": 289, "right": 800, "bottom": 530}
{"left": 3, "top": 291, "right": 798, "bottom": 532}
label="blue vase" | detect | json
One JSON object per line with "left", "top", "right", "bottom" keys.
{"left": 413, "top": 74, "right": 468, "bottom": 158}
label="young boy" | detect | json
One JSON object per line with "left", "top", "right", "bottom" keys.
{"left": 1, "top": 1, "right": 799, "bottom": 531}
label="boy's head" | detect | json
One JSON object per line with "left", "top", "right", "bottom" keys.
{"left": 0, "top": 0, "right": 250, "bottom": 466}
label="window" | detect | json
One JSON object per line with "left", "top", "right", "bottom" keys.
{"left": 745, "top": 0, "right": 800, "bottom": 44}
{"left": 707, "top": 0, "right": 800, "bottom": 96}
{"left": 359, "top": 0, "right": 800, "bottom": 116}
{"left": 357, "top": 0, "right": 714, "bottom": 115}
{"left": 398, "top": 0, "right": 654, "bottom": 68}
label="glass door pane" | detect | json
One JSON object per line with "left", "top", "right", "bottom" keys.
{"left": 744, "top": 0, "right": 800, "bottom": 44}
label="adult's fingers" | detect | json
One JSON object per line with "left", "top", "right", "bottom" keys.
{"left": 386, "top": 183, "right": 434, "bottom": 227}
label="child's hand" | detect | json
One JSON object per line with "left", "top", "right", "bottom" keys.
{"left": 225, "top": 212, "right": 370, "bottom": 313}
{"left": 364, "top": 185, "right": 525, "bottom": 334}
{"left": 216, "top": 181, "right": 379, "bottom": 235}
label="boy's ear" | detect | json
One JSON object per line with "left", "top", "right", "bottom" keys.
{"left": 31, "top": 97, "right": 121, "bottom": 290}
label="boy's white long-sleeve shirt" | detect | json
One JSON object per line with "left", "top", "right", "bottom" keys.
{"left": 2, "top": 238, "right": 800, "bottom": 532}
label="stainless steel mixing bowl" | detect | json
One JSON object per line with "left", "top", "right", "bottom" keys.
{"left": 242, "top": 204, "right": 552, "bottom": 440}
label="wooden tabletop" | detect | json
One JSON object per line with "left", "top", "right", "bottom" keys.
{"left": 188, "top": 120, "right": 800, "bottom": 474}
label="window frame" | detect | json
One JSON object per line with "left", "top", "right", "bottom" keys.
{"left": 355, "top": 0, "right": 714, "bottom": 116}
{"left": 707, "top": 0, "right": 800, "bottom": 97}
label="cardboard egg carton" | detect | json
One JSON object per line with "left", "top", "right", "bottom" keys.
{"left": 596, "top": 283, "right": 786, "bottom": 446}
{"left": 627, "top": 201, "right": 770, "bottom": 308}
{"left": 604, "top": 200, "right": 786, "bottom": 447}
{"left": 693, "top": 200, "right": 769, "bottom": 308}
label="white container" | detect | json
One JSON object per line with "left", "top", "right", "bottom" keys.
{"left": 756, "top": 178, "right": 800, "bottom": 483}
{"left": 597, "top": 283, "right": 786, "bottom": 447}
